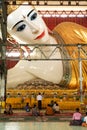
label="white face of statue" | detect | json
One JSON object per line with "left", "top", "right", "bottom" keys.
{"left": 7, "top": 4, "right": 49, "bottom": 44}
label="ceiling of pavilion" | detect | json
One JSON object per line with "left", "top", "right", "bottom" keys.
{"left": 6, "top": 0, "right": 87, "bottom": 6}
{"left": 0, "top": 0, "right": 87, "bottom": 15}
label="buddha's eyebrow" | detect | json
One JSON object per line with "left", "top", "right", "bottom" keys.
{"left": 12, "top": 9, "right": 35, "bottom": 29}
{"left": 12, "top": 20, "right": 24, "bottom": 29}
{"left": 27, "top": 9, "right": 35, "bottom": 17}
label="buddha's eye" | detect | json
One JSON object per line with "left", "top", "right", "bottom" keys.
{"left": 30, "top": 13, "right": 37, "bottom": 21}
{"left": 17, "top": 24, "right": 26, "bottom": 31}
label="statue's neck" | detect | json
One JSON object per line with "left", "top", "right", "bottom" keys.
{"left": 29, "top": 35, "right": 59, "bottom": 59}
{"left": 37, "top": 35, "right": 60, "bottom": 59}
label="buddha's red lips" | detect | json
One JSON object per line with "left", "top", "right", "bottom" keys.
{"left": 35, "top": 31, "right": 45, "bottom": 40}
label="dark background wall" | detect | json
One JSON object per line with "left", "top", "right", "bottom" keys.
{"left": 43, "top": 17, "right": 87, "bottom": 30}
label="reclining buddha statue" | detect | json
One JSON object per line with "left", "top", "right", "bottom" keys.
{"left": 5, "top": 2, "right": 87, "bottom": 89}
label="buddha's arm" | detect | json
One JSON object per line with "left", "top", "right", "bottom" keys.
{"left": 6, "top": 41, "right": 64, "bottom": 88}
{"left": 7, "top": 56, "right": 63, "bottom": 88}
{"left": 7, "top": 65, "right": 35, "bottom": 88}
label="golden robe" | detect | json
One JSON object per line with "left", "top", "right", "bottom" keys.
{"left": 53, "top": 22, "right": 87, "bottom": 89}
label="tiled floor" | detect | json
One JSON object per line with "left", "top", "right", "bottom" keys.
{"left": 0, "top": 122, "right": 87, "bottom": 130}
{"left": 0, "top": 109, "right": 86, "bottom": 130}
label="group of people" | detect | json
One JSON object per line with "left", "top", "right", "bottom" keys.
{"left": 4, "top": 97, "right": 87, "bottom": 128}
{"left": 36, "top": 93, "right": 60, "bottom": 116}
{"left": 4, "top": 93, "right": 42, "bottom": 116}
{"left": 70, "top": 108, "right": 87, "bottom": 127}
{"left": 24, "top": 98, "right": 87, "bottom": 128}
{"left": 4, "top": 92, "right": 87, "bottom": 128}
{"left": 46, "top": 100, "right": 60, "bottom": 115}
{"left": 24, "top": 102, "right": 40, "bottom": 116}
{"left": 24, "top": 93, "right": 42, "bottom": 116}
{"left": 24, "top": 101, "right": 60, "bottom": 116}
{"left": 24, "top": 93, "right": 60, "bottom": 116}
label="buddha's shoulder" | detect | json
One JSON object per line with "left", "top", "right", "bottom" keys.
{"left": 53, "top": 22, "right": 86, "bottom": 31}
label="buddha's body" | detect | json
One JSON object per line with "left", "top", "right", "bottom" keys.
{"left": 6, "top": 3, "right": 87, "bottom": 89}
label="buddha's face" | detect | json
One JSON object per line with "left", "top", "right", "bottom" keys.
{"left": 7, "top": 4, "right": 49, "bottom": 44}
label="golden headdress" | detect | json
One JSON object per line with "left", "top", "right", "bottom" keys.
{"left": 7, "top": 1, "right": 29, "bottom": 15}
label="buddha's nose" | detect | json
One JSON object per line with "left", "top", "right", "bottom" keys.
{"left": 28, "top": 21, "right": 39, "bottom": 34}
